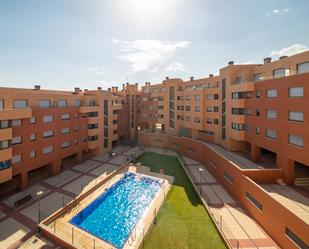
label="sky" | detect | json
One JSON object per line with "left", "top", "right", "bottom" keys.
{"left": 0, "top": 0, "right": 309, "bottom": 90}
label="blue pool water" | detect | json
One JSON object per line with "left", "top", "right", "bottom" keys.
{"left": 70, "top": 172, "right": 162, "bottom": 248}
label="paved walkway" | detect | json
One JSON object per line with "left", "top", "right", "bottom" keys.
{"left": 261, "top": 184, "right": 309, "bottom": 225}
{"left": 180, "top": 156, "right": 279, "bottom": 249}
{"left": 0, "top": 145, "right": 143, "bottom": 249}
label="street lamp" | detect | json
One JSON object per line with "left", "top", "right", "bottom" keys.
{"left": 36, "top": 190, "right": 44, "bottom": 223}
{"left": 198, "top": 168, "right": 203, "bottom": 194}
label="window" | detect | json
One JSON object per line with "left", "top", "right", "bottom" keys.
{"left": 186, "top": 95, "right": 190, "bottom": 100}
{"left": 256, "top": 91, "right": 260, "bottom": 98}
{"left": 30, "top": 116, "right": 36, "bottom": 124}
{"left": 214, "top": 119, "right": 219, "bottom": 125}
{"left": 43, "top": 145, "right": 53, "bottom": 154}
{"left": 185, "top": 106, "right": 191, "bottom": 111}
{"left": 61, "top": 141, "right": 70, "bottom": 148}
{"left": 267, "top": 89, "right": 277, "bottom": 98}
{"left": 289, "top": 87, "right": 304, "bottom": 97}
{"left": 246, "top": 193, "right": 263, "bottom": 211}
{"left": 214, "top": 106, "right": 219, "bottom": 112}
{"left": 231, "top": 123, "right": 244, "bottom": 131}
{"left": 214, "top": 94, "right": 219, "bottom": 99}
{"left": 206, "top": 106, "right": 212, "bottom": 112}
{"left": 256, "top": 126, "right": 260, "bottom": 134}
{"left": 206, "top": 118, "right": 212, "bottom": 124}
{"left": 12, "top": 119, "right": 22, "bottom": 127}
{"left": 273, "top": 68, "right": 289, "bottom": 78}
{"left": 256, "top": 109, "right": 260, "bottom": 117}
{"left": 254, "top": 73, "right": 262, "bottom": 82}
{"left": 288, "top": 134, "right": 304, "bottom": 147}
{"left": 57, "top": 100, "right": 67, "bottom": 107}
{"left": 185, "top": 116, "right": 191, "bottom": 122}
{"left": 232, "top": 92, "right": 244, "bottom": 99}
{"left": 43, "top": 115, "right": 53, "bottom": 123}
{"left": 194, "top": 95, "right": 200, "bottom": 100}
{"left": 12, "top": 136, "right": 22, "bottom": 145}
{"left": 74, "top": 125, "right": 78, "bottom": 132}
{"left": 297, "top": 61, "right": 309, "bottom": 74}
{"left": 195, "top": 106, "right": 200, "bottom": 112}
{"left": 195, "top": 118, "right": 201, "bottom": 123}
{"left": 12, "top": 154, "right": 22, "bottom": 164}
{"left": 13, "top": 100, "right": 27, "bottom": 109}
{"left": 288, "top": 111, "right": 304, "bottom": 122}
{"left": 30, "top": 133, "right": 36, "bottom": 141}
{"left": 43, "top": 130, "right": 54, "bottom": 138}
{"left": 0, "top": 120, "right": 9, "bottom": 129}
{"left": 285, "top": 227, "right": 308, "bottom": 249}
{"left": 74, "top": 113, "right": 78, "bottom": 119}
{"left": 266, "top": 110, "right": 277, "bottom": 119}
{"left": 39, "top": 100, "right": 50, "bottom": 108}
{"left": 0, "top": 99, "right": 3, "bottom": 110}
{"left": 61, "top": 113, "right": 70, "bottom": 120}
{"left": 0, "top": 140, "right": 9, "bottom": 149}
{"left": 61, "top": 128, "right": 70, "bottom": 134}
{"left": 245, "top": 108, "right": 252, "bottom": 115}
{"left": 206, "top": 94, "right": 213, "bottom": 100}
{"left": 224, "top": 172, "right": 233, "bottom": 184}
{"left": 74, "top": 100, "right": 81, "bottom": 107}
{"left": 266, "top": 129, "right": 277, "bottom": 139}
{"left": 30, "top": 150, "right": 36, "bottom": 158}
{"left": 232, "top": 108, "right": 244, "bottom": 115}
{"left": 74, "top": 137, "right": 78, "bottom": 144}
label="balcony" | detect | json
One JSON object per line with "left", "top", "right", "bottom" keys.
{"left": 88, "top": 140, "right": 100, "bottom": 150}
{"left": 112, "top": 104, "right": 122, "bottom": 111}
{"left": 0, "top": 148, "right": 12, "bottom": 162}
{"left": 79, "top": 106, "right": 100, "bottom": 113}
{"left": 230, "top": 129, "right": 245, "bottom": 141}
{"left": 0, "top": 128, "right": 12, "bottom": 140}
{"left": 0, "top": 108, "right": 32, "bottom": 120}
{"left": 230, "top": 81, "right": 254, "bottom": 92}
{"left": 87, "top": 116, "right": 99, "bottom": 124}
{"left": 0, "top": 166, "right": 12, "bottom": 184}
{"left": 88, "top": 128, "right": 99, "bottom": 136}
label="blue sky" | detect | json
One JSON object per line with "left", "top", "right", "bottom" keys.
{"left": 0, "top": 0, "right": 308, "bottom": 90}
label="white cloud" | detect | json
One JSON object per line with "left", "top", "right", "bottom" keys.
{"left": 165, "top": 62, "right": 185, "bottom": 72}
{"left": 270, "top": 44, "right": 308, "bottom": 57}
{"left": 87, "top": 67, "right": 105, "bottom": 75}
{"left": 113, "top": 39, "right": 190, "bottom": 72}
{"left": 270, "top": 8, "right": 289, "bottom": 15}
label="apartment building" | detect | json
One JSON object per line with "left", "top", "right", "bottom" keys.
{"left": 0, "top": 85, "right": 133, "bottom": 192}
{"left": 138, "top": 51, "right": 309, "bottom": 184}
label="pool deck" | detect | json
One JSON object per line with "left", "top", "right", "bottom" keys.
{"left": 0, "top": 145, "right": 145, "bottom": 249}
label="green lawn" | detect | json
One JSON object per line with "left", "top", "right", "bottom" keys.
{"left": 137, "top": 152, "right": 227, "bottom": 249}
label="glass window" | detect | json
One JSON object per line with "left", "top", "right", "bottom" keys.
{"left": 266, "top": 110, "right": 277, "bottom": 119}
{"left": 61, "top": 141, "right": 70, "bottom": 148}
{"left": 0, "top": 140, "right": 9, "bottom": 149}
{"left": 297, "top": 62, "right": 309, "bottom": 74}
{"left": 254, "top": 73, "right": 262, "bottom": 82}
{"left": 194, "top": 95, "right": 200, "bottom": 100}
{"left": 61, "top": 113, "right": 70, "bottom": 120}
{"left": 61, "top": 127, "right": 70, "bottom": 134}
{"left": 266, "top": 129, "right": 277, "bottom": 139}
{"left": 30, "top": 133, "right": 36, "bottom": 141}
{"left": 43, "top": 130, "right": 54, "bottom": 138}
{"left": 289, "top": 87, "right": 304, "bottom": 97}
{"left": 206, "top": 106, "right": 212, "bottom": 112}
{"left": 0, "top": 99, "right": 3, "bottom": 110}
{"left": 285, "top": 227, "right": 308, "bottom": 249}
{"left": 206, "top": 94, "right": 213, "bottom": 100}
{"left": 195, "top": 106, "right": 200, "bottom": 112}
{"left": 267, "top": 89, "right": 277, "bottom": 98}
{"left": 74, "top": 99, "right": 81, "bottom": 107}
{"left": 39, "top": 100, "right": 50, "bottom": 108}
{"left": 12, "top": 136, "right": 22, "bottom": 145}
{"left": 256, "top": 126, "right": 260, "bottom": 134}
{"left": 246, "top": 193, "right": 263, "bottom": 211}
{"left": 0, "top": 120, "right": 9, "bottom": 129}
{"left": 57, "top": 99, "right": 67, "bottom": 107}
{"left": 12, "top": 119, "right": 22, "bottom": 126}
{"left": 30, "top": 116, "right": 36, "bottom": 124}
{"left": 30, "top": 150, "right": 36, "bottom": 158}
{"left": 273, "top": 68, "right": 289, "bottom": 78}
{"left": 289, "top": 111, "right": 304, "bottom": 122}
{"left": 43, "top": 115, "right": 53, "bottom": 123}
{"left": 12, "top": 154, "right": 22, "bottom": 164}
{"left": 43, "top": 145, "right": 53, "bottom": 154}
{"left": 185, "top": 106, "right": 191, "bottom": 111}
{"left": 288, "top": 134, "right": 304, "bottom": 147}
{"left": 13, "top": 100, "right": 27, "bottom": 109}
{"left": 256, "top": 91, "right": 260, "bottom": 98}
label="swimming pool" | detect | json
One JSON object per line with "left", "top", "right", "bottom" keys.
{"left": 70, "top": 172, "right": 162, "bottom": 248}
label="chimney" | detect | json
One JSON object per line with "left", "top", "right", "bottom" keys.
{"left": 279, "top": 55, "right": 288, "bottom": 60}
{"left": 165, "top": 76, "right": 169, "bottom": 81}
{"left": 264, "top": 57, "right": 272, "bottom": 64}
{"left": 115, "top": 87, "right": 118, "bottom": 92}
{"left": 84, "top": 89, "right": 88, "bottom": 92}
{"left": 74, "top": 87, "right": 80, "bottom": 93}
{"left": 97, "top": 87, "right": 102, "bottom": 90}
{"left": 108, "top": 88, "right": 111, "bottom": 92}
{"left": 34, "top": 85, "right": 41, "bottom": 90}
{"left": 209, "top": 74, "right": 213, "bottom": 78}
{"left": 228, "top": 61, "right": 234, "bottom": 66}
{"left": 135, "top": 83, "right": 138, "bottom": 86}
{"left": 112, "top": 87, "right": 115, "bottom": 92}
{"left": 126, "top": 83, "right": 129, "bottom": 87}
{"left": 190, "top": 76, "right": 194, "bottom": 81}
{"left": 122, "top": 84, "right": 125, "bottom": 91}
